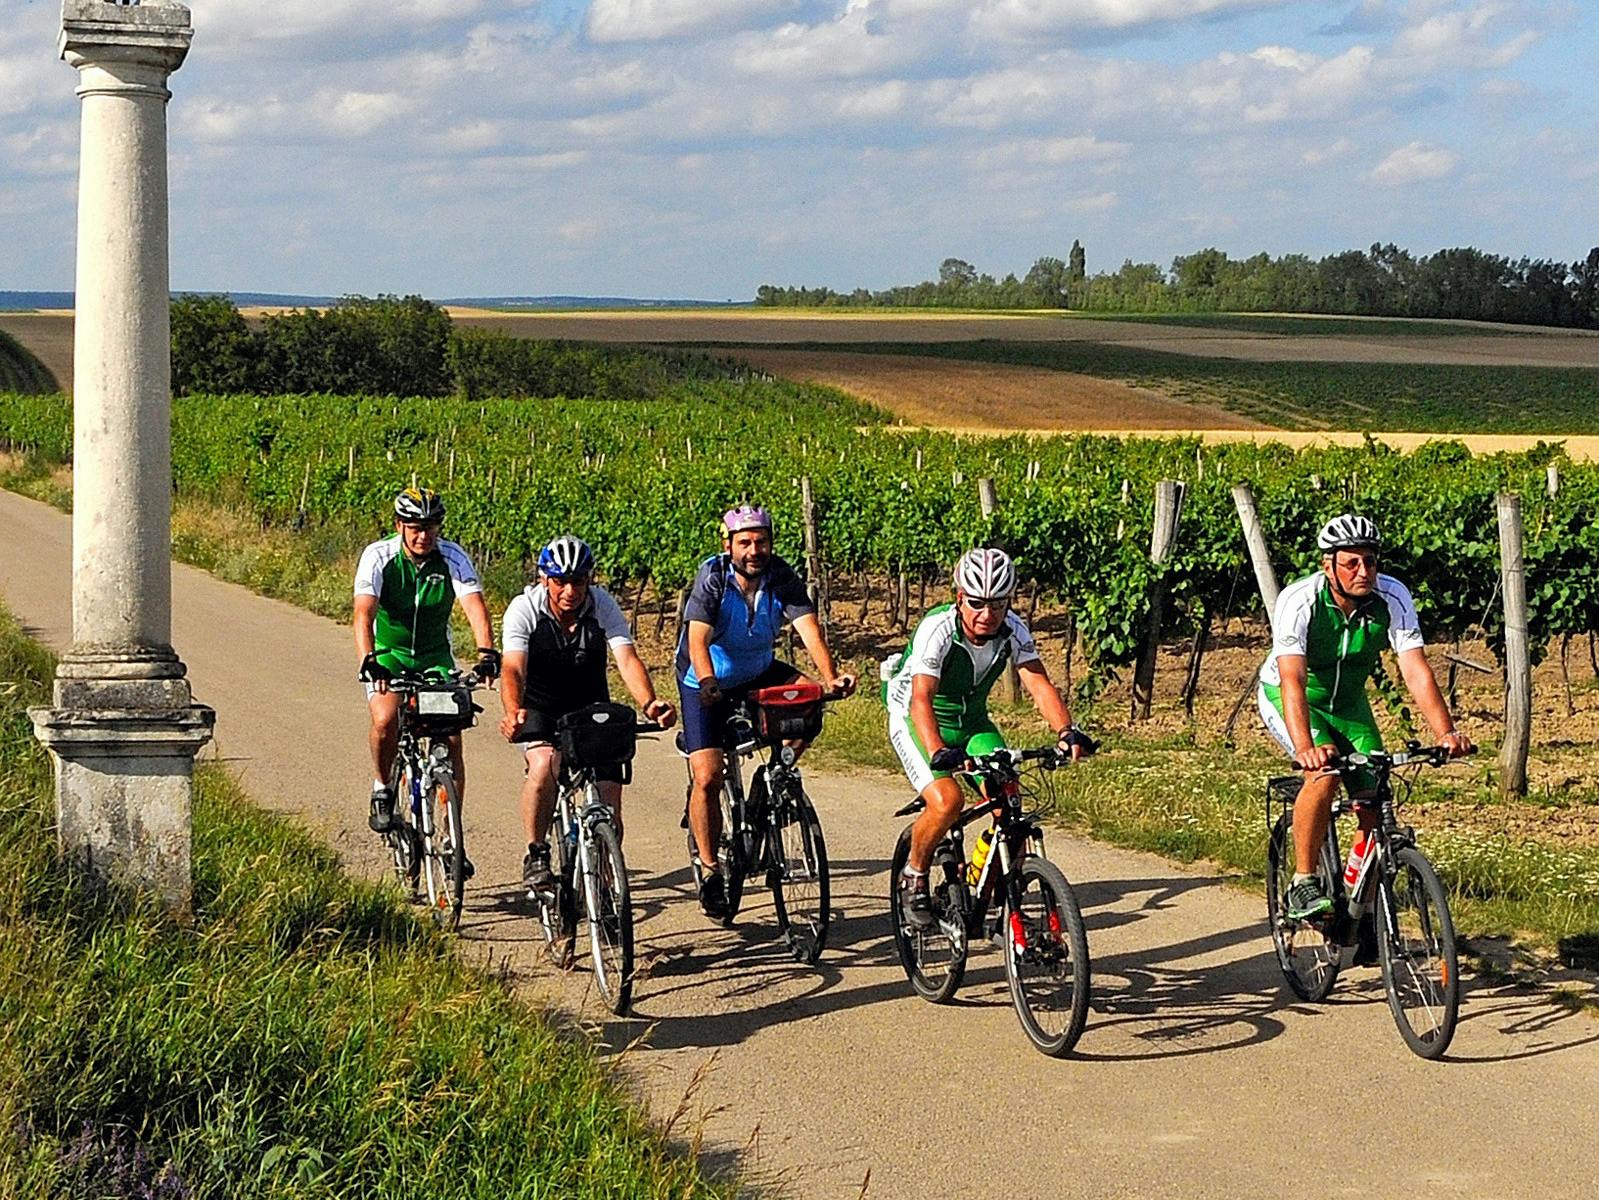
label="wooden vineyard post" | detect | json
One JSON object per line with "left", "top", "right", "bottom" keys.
{"left": 1131, "top": 479, "right": 1184, "bottom": 721}
{"left": 801, "top": 476, "right": 829, "bottom": 634}
{"left": 978, "top": 478, "right": 1019, "bottom": 703}
{"left": 1497, "top": 493, "right": 1531, "bottom": 799}
{"left": 1231, "top": 483, "right": 1280, "bottom": 621}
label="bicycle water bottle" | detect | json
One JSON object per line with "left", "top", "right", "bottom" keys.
{"left": 566, "top": 814, "right": 579, "bottom": 849}
{"left": 1343, "top": 831, "right": 1374, "bottom": 916}
{"left": 966, "top": 829, "right": 995, "bottom": 886}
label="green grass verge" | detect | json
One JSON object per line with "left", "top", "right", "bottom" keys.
{"left": 746, "top": 338, "right": 1599, "bottom": 434}
{"left": 0, "top": 330, "right": 58, "bottom": 396}
{"left": 0, "top": 606, "right": 730, "bottom": 1199}
{"left": 812, "top": 691, "right": 1599, "bottom": 964}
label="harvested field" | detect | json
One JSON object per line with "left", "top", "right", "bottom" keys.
{"left": 728, "top": 348, "right": 1262, "bottom": 431}
{"left": 0, "top": 313, "right": 72, "bottom": 394}
{"left": 448, "top": 309, "right": 1599, "bottom": 369}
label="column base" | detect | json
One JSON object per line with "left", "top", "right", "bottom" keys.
{"left": 29, "top": 695, "right": 215, "bottom": 918}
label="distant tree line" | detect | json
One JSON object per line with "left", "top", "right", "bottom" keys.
{"left": 169, "top": 295, "right": 757, "bottom": 399}
{"left": 755, "top": 242, "right": 1599, "bottom": 329}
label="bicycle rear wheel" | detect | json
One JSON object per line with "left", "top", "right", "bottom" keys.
{"left": 1266, "top": 811, "right": 1340, "bottom": 1001}
{"left": 1377, "top": 846, "right": 1459, "bottom": 1059}
{"left": 770, "top": 784, "right": 830, "bottom": 964}
{"left": 1003, "top": 855, "right": 1091, "bottom": 1057}
{"left": 420, "top": 771, "right": 464, "bottom": 931}
{"left": 889, "top": 826, "right": 968, "bottom": 1003}
{"left": 582, "top": 819, "right": 634, "bottom": 1015}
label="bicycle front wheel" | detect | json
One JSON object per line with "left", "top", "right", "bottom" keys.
{"left": 1377, "top": 846, "right": 1459, "bottom": 1059}
{"left": 1003, "top": 855, "right": 1091, "bottom": 1057}
{"left": 770, "top": 786, "right": 830, "bottom": 964}
{"left": 889, "top": 826, "right": 968, "bottom": 1003}
{"left": 1266, "top": 811, "right": 1340, "bottom": 1001}
{"left": 420, "top": 771, "right": 464, "bottom": 932}
{"left": 386, "top": 759, "right": 421, "bottom": 893}
{"left": 582, "top": 820, "right": 634, "bottom": 1015}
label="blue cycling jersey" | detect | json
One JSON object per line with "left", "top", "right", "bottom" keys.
{"left": 674, "top": 553, "right": 814, "bottom": 689}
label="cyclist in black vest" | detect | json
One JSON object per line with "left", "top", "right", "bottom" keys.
{"left": 499, "top": 536, "right": 676, "bottom": 898}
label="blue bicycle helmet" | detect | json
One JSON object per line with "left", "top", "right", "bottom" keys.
{"left": 538, "top": 535, "right": 595, "bottom": 579}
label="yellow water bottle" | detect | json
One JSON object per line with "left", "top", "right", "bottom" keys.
{"left": 966, "top": 828, "right": 994, "bottom": 885}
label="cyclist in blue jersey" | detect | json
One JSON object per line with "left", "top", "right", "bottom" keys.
{"left": 677, "top": 504, "right": 856, "bottom": 917}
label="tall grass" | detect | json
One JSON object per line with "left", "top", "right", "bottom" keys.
{"left": 0, "top": 606, "right": 729, "bottom": 1199}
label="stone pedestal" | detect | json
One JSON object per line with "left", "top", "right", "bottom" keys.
{"left": 30, "top": 1, "right": 212, "bottom": 916}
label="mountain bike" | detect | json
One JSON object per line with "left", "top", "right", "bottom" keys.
{"left": 889, "top": 746, "right": 1092, "bottom": 1057}
{"left": 530, "top": 701, "right": 659, "bottom": 1016}
{"left": 683, "top": 680, "right": 837, "bottom": 964}
{"left": 381, "top": 670, "right": 482, "bottom": 932}
{"left": 1265, "top": 742, "right": 1473, "bottom": 1059}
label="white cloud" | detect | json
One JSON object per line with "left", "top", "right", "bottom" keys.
{"left": 587, "top": 0, "right": 803, "bottom": 44}
{"left": 969, "top": 0, "right": 1289, "bottom": 37}
{"left": 1370, "top": 139, "right": 1458, "bottom": 184}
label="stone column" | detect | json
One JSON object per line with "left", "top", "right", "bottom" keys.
{"left": 30, "top": 0, "right": 213, "bottom": 915}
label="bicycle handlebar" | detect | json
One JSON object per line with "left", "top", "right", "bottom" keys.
{"left": 1293, "top": 742, "right": 1478, "bottom": 773}
{"left": 381, "top": 668, "right": 484, "bottom": 691}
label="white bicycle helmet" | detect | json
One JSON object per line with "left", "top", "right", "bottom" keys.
{"left": 954, "top": 547, "right": 1016, "bottom": 600}
{"left": 538, "top": 534, "right": 595, "bottom": 579}
{"left": 1317, "top": 514, "right": 1381, "bottom": 553}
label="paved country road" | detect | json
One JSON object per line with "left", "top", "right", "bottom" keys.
{"left": 2, "top": 487, "right": 1596, "bottom": 1199}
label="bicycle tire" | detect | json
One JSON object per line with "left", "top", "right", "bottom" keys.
{"left": 1266, "top": 811, "right": 1340, "bottom": 1002}
{"left": 421, "top": 771, "right": 464, "bottom": 932}
{"left": 889, "top": 826, "right": 968, "bottom": 1003}
{"left": 583, "top": 818, "right": 634, "bottom": 1015}
{"left": 385, "top": 758, "right": 420, "bottom": 892}
{"left": 1377, "top": 846, "right": 1459, "bottom": 1059}
{"left": 1003, "top": 854, "right": 1091, "bottom": 1057}
{"left": 770, "top": 785, "right": 830, "bottom": 964}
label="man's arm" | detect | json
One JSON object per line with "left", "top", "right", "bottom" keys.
{"left": 354, "top": 594, "right": 378, "bottom": 661}
{"left": 460, "top": 591, "right": 494, "bottom": 658}
{"left": 792, "top": 613, "right": 855, "bottom": 696}
{"left": 614, "top": 644, "right": 676, "bottom": 727}
{"left": 910, "top": 672, "right": 946, "bottom": 758}
{"left": 498, "top": 651, "right": 528, "bottom": 740}
{"left": 1278, "top": 655, "right": 1334, "bottom": 770}
{"left": 1396, "top": 647, "right": 1473, "bottom": 755}
{"left": 1017, "top": 661, "right": 1076, "bottom": 754}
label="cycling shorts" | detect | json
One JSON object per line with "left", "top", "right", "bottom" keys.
{"left": 678, "top": 660, "right": 800, "bottom": 754}
{"left": 1258, "top": 682, "right": 1383, "bottom": 792}
{"left": 889, "top": 710, "right": 1007, "bottom": 797}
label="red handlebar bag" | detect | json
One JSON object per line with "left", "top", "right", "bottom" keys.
{"left": 750, "top": 681, "right": 825, "bottom": 741}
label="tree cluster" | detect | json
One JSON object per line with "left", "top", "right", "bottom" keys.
{"left": 755, "top": 243, "right": 1599, "bottom": 329}
{"left": 170, "top": 295, "right": 757, "bottom": 400}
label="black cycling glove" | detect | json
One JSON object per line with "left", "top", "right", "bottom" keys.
{"left": 359, "top": 652, "right": 391, "bottom": 683}
{"left": 474, "top": 646, "right": 502, "bottom": 681}
{"left": 929, "top": 746, "right": 968, "bottom": 772}
{"left": 1057, "top": 726, "right": 1099, "bottom": 758}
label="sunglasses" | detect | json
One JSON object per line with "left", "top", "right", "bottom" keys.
{"left": 962, "top": 596, "right": 1009, "bottom": 613}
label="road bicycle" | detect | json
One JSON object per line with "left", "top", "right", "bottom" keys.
{"left": 889, "top": 745, "right": 1092, "bottom": 1057}
{"left": 381, "top": 670, "right": 482, "bottom": 932}
{"left": 683, "top": 680, "right": 837, "bottom": 964}
{"left": 1265, "top": 742, "right": 1473, "bottom": 1059}
{"left": 530, "top": 701, "right": 659, "bottom": 1016}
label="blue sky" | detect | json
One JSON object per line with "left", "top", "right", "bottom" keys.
{"left": 1, "top": 0, "right": 1594, "bottom": 298}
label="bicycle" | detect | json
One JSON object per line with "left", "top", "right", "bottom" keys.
{"left": 530, "top": 701, "right": 659, "bottom": 1016}
{"left": 381, "top": 670, "right": 483, "bottom": 932}
{"left": 682, "top": 680, "right": 837, "bottom": 964}
{"left": 889, "top": 746, "right": 1092, "bottom": 1057}
{"left": 1265, "top": 742, "right": 1473, "bottom": 1059}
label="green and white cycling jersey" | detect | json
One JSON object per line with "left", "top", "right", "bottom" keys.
{"left": 1258, "top": 571, "right": 1424, "bottom": 710}
{"left": 354, "top": 535, "right": 483, "bottom": 674}
{"left": 885, "top": 604, "right": 1040, "bottom": 792}
{"left": 1257, "top": 571, "right": 1424, "bottom": 772}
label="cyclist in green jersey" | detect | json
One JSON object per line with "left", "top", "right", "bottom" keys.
{"left": 884, "top": 548, "right": 1090, "bottom": 928}
{"left": 1258, "top": 514, "right": 1472, "bottom": 921}
{"left": 355, "top": 488, "right": 498, "bottom": 835}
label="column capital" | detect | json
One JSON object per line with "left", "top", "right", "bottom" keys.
{"left": 60, "top": 1, "right": 192, "bottom": 90}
